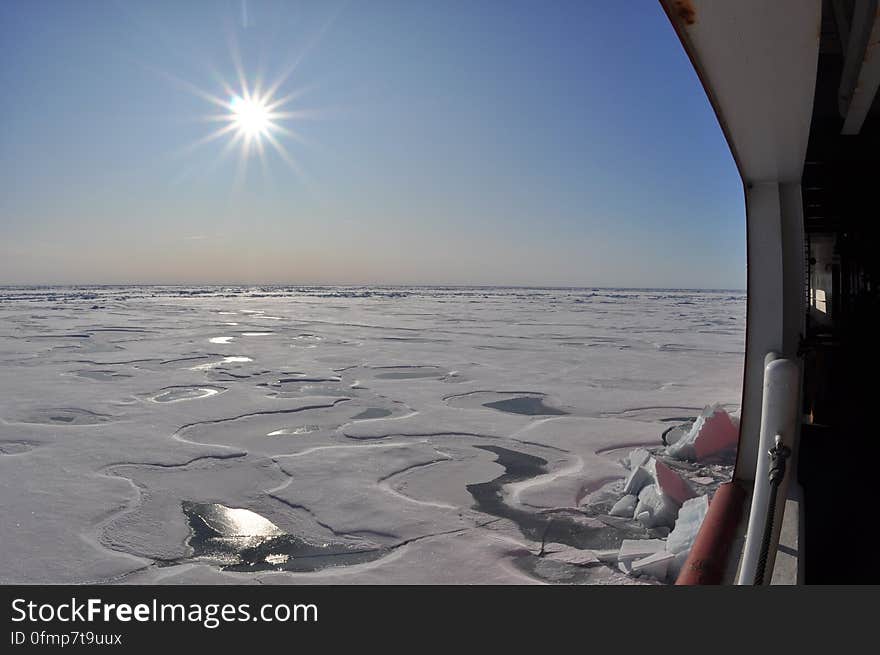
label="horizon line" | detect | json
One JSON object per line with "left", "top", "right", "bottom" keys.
{"left": 0, "top": 282, "right": 748, "bottom": 292}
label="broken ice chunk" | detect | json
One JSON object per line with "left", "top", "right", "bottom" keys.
{"left": 666, "top": 404, "right": 739, "bottom": 463}
{"left": 693, "top": 407, "right": 738, "bottom": 461}
{"left": 666, "top": 495, "right": 710, "bottom": 555}
{"left": 634, "top": 484, "right": 679, "bottom": 529}
{"left": 542, "top": 543, "right": 599, "bottom": 566}
{"left": 663, "top": 423, "right": 691, "bottom": 447}
{"left": 609, "top": 494, "right": 638, "bottom": 518}
{"left": 541, "top": 542, "right": 567, "bottom": 554}
{"left": 627, "top": 448, "right": 652, "bottom": 470}
{"left": 654, "top": 458, "right": 696, "bottom": 506}
{"left": 631, "top": 551, "right": 675, "bottom": 580}
{"left": 666, "top": 495, "right": 710, "bottom": 581}
{"left": 618, "top": 538, "right": 666, "bottom": 563}
{"left": 623, "top": 465, "right": 653, "bottom": 496}
{"left": 580, "top": 482, "right": 621, "bottom": 509}
{"left": 593, "top": 549, "right": 620, "bottom": 563}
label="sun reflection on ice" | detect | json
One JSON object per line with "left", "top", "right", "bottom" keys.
{"left": 199, "top": 505, "right": 285, "bottom": 538}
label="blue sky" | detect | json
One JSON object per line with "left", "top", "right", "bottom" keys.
{"left": 0, "top": 0, "right": 745, "bottom": 288}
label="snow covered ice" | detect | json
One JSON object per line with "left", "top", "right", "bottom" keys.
{"left": 665, "top": 403, "right": 739, "bottom": 462}
{"left": 666, "top": 495, "right": 710, "bottom": 580}
{"left": 0, "top": 286, "right": 744, "bottom": 584}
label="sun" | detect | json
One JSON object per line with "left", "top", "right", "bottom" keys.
{"left": 230, "top": 94, "right": 271, "bottom": 138}
{"left": 168, "top": 43, "right": 322, "bottom": 184}
{"left": 174, "top": 76, "right": 312, "bottom": 187}
{"left": 153, "top": 5, "right": 339, "bottom": 185}
{"left": 204, "top": 83, "right": 305, "bottom": 164}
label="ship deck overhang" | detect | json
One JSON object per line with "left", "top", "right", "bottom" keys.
{"left": 661, "top": 0, "right": 880, "bottom": 584}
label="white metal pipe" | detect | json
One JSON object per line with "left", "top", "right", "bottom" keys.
{"left": 737, "top": 184, "right": 785, "bottom": 480}
{"left": 737, "top": 356, "right": 801, "bottom": 584}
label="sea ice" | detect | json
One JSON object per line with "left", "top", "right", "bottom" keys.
{"left": 609, "top": 494, "right": 638, "bottom": 517}
{"left": 626, "top": 447, "right": 652, "bottom": 470}
{"left": 618, "top": 538, "right": 666, "bottom": 562}
{"left": 666, "top": 404, "right": 739, "bottom": 462}
{"left": 666, "top": 495, "right": 710, "bottom": 581}
{"left": 623, "top": 465, "right": 653, "bottom": 496}
{"left": 653, "top": 458, "right": 696, "bottom": 506}
{"left": 666, "top": 495, "right": 710, "bottom": 555}
{"left": 0, "top": 286, "right": 744, "bottom": 584}
{"left": 543, "top": 543, "right": 599, "bottom": 566}
{"left": 634, "top": 484, "right": 680, "bottom": 529}
{"left": 630, "top": 550, "right": 675, "bottom": 579}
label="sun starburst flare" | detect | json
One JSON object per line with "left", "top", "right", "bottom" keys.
{"left": 154, "top": 10, "right": 345, "bottom": 190}
{"left": 203, "top": 81, "right": 305, "bottom": 169}
{"left": 165, "top": 71, "right": 319, "bottom": 190}
{"left": 230, "top": 94, "right": 272, "bottom": 138}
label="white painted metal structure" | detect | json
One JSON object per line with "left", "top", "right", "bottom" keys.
{"left": 737, "top": 354, "right": 801, "bottom": 584}
{"left": 663, "top": 0, "right": 880, "bottom": 584}
{"left": 659, "top": 0, "right": 823, "bottom": 584}
{"left": 660, "top": 0, "right": 820, "bottom": 483}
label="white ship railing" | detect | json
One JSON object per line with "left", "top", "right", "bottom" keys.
{"left": 737, "top": 353, "right": 801, "bottom": 584}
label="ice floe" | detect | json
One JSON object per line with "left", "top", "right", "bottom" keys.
{"left": 666, "top": 404, "right": 739, "bottom": 463}
{"left": 591, "top": 436, "right": 732, "bottom": 581}
{"left": 0, "top": 286, "right": 743, "bottom": 584}
{"left": 189, "top": 356, "right": 253, "bottom": 370}
{"left": 150, "top": 386, "right": 225, "bottom": 403}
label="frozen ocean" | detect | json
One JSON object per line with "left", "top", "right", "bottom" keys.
{"left": 0, "top": 286, "right": 745, "bottom": 584}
